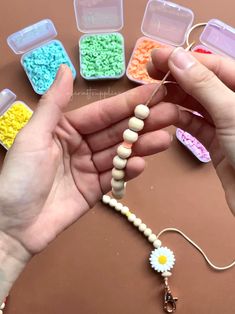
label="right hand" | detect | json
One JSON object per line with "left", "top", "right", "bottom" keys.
{"left": 148, "top": 47, "right": 235, "bottom": 215}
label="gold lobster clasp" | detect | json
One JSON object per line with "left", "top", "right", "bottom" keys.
{"left": 164, "top": 290, "right": 178, "bottom": 313}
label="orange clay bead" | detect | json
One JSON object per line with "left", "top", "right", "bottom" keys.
{"left": 127, "top": 37, "right": 166, "bottom": 84}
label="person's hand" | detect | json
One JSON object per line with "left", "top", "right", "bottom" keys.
{"left": 0, "top": 65, "right": 176, "bottom": 255}
{"left": 148, "top": 47, "right": 235, "bottom": 215}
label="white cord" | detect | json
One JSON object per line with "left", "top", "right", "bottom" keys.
{"left": 156, "top": 228, "right": 235, "bottom": 271}
{"left": 186, "top": 22, "right": 207, "bottom": 47}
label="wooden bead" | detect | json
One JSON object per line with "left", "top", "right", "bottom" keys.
{"left": 162, "top": 271, "right": 172, "bottom": 277}
{"left": 153, "top": 239, "right": 162, "bottom": 248}
{"left": 123, "top": 129, "right": 138, "bottom": 144}
{"left": 148, "top": 234, "right": 157, "bottom": 243}
{"left": 112, "top": 168, "right": 125, "bottom": 180}
{"left": 133, "top": 218, "right": 142, "bottom": 227}
{"left": 117, "top": 145, "right": 132, "bottom": 159}
{"left": 112, "top": 188, "right": 125, "bottom": 199}
{"left": 113, "top": 156, "right": 127, "bottom": 170}
{"left": 115, "top": 202, "right": 123, "bottom": 211}
{"left": 139, "top": 223, "right": 147, "bottom": 232}
{"left": 128, "top": 214, "right": 136, "bottom": 222}
{"left": 134, "top": 104, "right": 150, "bottom": 120}
{"left": 144, "top": 228, "right": 152, "bottom": 237}
{"left": 121, "top": 206, "right": 129, "bottom": 215}
{"left": 109, "top": 198, "right": 118, "bottom": 208}
{"left": 111, "top": 178, "right": 125, "bottom": 190}
{"left": 102, "top": 195, "right": 111, "bottom": 204}
{"left": 128, "top": 117, "right": 144, "bottom": 132}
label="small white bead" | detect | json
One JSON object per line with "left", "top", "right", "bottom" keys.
{"left": 115, "top": 202, "right": 123, "bottom": 211}
{"left": 133, "top": 218, "right": 142, "bottom": 227}
{"left": 123, "top": 129, "right": 138, "bottom": 144}
{"left": 128, "top": 214, "right": 136, "bottom": 222}
{"left": 112, "top": 188, "right": 125, "bottom": 199}
{"left": 111, "top": 178, "right": 125, "bottom": 190}
{"left": 162, "top": 271, "right": 172, "bottom": 277}
{"left": 109, "top": 198, "right": 118, "bottom": 208}
{"left": 135, "top": 104, "right": 150, "bottom": 120}
{"left": 121, "top": 206, "right": 129, "bottom": 215}
{"left": 113, "top": 156, "right": 127, "bottom": 170}
{"left": 153, "top": 239, "right": 162, "bottom": 248}
{"left": 139, "top": 223, "right": 147, "bottom": 232}
{"left": 102, "top": 195, "right": 111, "bottom": 204}
{"left": 0, "top": 303, "right": 5, "bottom": 309}
{"left": 112, "top": 168, "right": 125, "bottom": 180}
{"left": 117, "top": 145, "right": 132, "bottom": 159}
{"left": 148, "top": 234, "right": 157, "bottom": 243}
{"left": 0, "top": 309, "right": 3, "bottom": 314}
{"left": 128, "top": 117, "right": 144, "bottom": 132}
{"left": 144, "top": 228, "right": 152, "bottom": 237}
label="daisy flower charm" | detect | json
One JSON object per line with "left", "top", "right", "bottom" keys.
{"left": 149, "top": 247, "right": 175, "bottom": 273}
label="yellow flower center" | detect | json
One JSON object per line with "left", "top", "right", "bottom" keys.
{"left": 158, "top": 255, "right": 167, "bottom": 265}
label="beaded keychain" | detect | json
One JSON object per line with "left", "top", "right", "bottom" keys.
{"left": 103, "top": 29, "right": 235, "bottom": 313}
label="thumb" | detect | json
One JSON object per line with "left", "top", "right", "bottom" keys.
{"left": 168, "top": 48, "right": 235, "bottom": 129}
{"left": 27, "top": 64, "right": 74, "bottom": 134}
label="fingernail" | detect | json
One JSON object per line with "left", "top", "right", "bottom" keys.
{"left": 55, "top": 64, "right": 66, "bottom": 83}
{"left": 170, "top": 47, "right": 196, "bottom": 70}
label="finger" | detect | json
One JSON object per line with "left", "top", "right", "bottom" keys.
{"left": 66, "top": 83, "right": 167, "bottom": 135}
{"left": 100, "top": 157, "right": 146, "bottom": 194}
{"left": 166, "top": 48, "right": 235, "bottom": 129}
{"left": 86, "top": 102, "right": 178, "bottom": 152}
{"left": 26, "top": 65, "right": 73, "bottom": 134}
{"left": 93, "top": 130, "right": 171, "bottom": 172}
{"left": 150, "top": 47, "right": 235, "bottom": 90}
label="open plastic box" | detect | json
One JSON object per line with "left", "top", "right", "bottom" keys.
{"left": 126, "top": 0, "right": 194, "bottom": 84}
{"left": 192, "top": 19, "right": 235, "bottom": 59}
{"left": 74, "top": 0, "right": 126, "bottom": 80}
{"left": 0, "top": 89, "right": 32, "bottom": 150}
{"left": 7, "top": 19, "right": 76, "bottom": 95}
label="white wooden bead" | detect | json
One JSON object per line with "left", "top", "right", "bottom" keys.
{"left": 113, "top": 156, "right": 127, "bottom": 170}
{"left": 162, "top": 271, "right": 172, "bottom": 277}
{"left": 134, "top": 104, "right": 150, "bottom": 120}
{"left": 153, "top": 239, "right": 162, "bottom": 248}
{"left": 144, "top": 228, "right": 152, "bottom": 237}
{"left": 139, "top": 223, "right": 147, "bottom": 232}
{"left": 0, "top": 303, "right": 5, "bottom": 310}
{"left": 112, "top": 168, "right": 125, "bottom": 180}
{"left": 148, "top": 234, "right": 157, "bottom": 243}
{"left": 112, "top": 188, "right": 125, "bottom": 199}
{"left": 109, "top": 198, "right": 118, "bottom": 208}
{"left": 102, "top": 195, "right": 111, "bottom": 204}
{"left": 121, "top": 206, "right": 129, "bottom": 215}
{"left": 133, "top": 218, "right": 142, "bottom": 227}
{"left": 123, "top": 129, "right": 138, "bottom": 144}
{"left": 111, "top": 178, "right": 125, "bottom": 190}
{"left": 0, "top": 309, "right": 3, "bottom": 314}
{"left": 128, "top": 214, "right": 136, "bottom": 222}
{"left": 117, "top": 145, "right": 132, "bottom": 159}
{"left": 115, "top": 202, "right": 123, "bottom": 211}
{"left": 128, "top": 117, "right": 144, "bottom": 132}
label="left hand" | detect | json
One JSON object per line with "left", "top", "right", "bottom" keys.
{"left": 0, "top": 65, "right": 177, "bottom": 255}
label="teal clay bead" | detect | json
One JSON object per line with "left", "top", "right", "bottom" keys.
{"left": 22, "top": 40, "right": 76, "bottom": 95}
{"left": 79, "top": 33, "right": 125, "bottom": 80}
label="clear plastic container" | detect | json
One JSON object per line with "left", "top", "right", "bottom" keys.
{"left": 126, "top": 0, "right": 194, "bottom": 84}
{"left": 74, "top": 0, "right": 126, "bottom": 80}
{"left": 0, "top": 89, "right": 33, "bottom": 150}
{"left": 198, "top": 19, "right": 235, "bottom": 59}
{"left": 7, "top": 19, "right": 76, "bottom": 95}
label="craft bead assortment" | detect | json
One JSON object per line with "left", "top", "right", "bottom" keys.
{"left": 7, "top": 19, "right": 76, "bottom": 95}
{"left": 74, "top": 0, "right": 126, "bottom": 80}
{"left": 79, "top": 33, "right": 125, "bottom": 80}
{"left": 0, "top": 89, "right": 32, "bottom": 150}
{"left": 0, "top": 300, "right": 6, "bottom": 314}
{"left": 126, "top": 0, "right": 194, "bottom": 85}
{"left": 127, "top": 37, "right": 165, "bottom": 84}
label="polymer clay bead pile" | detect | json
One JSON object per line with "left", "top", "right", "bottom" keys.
{"left": 79, "top": 33, "right": 125, "bottom": 79}
{"left": 127, "top": 37, "right": 166, "bottom": 84}
{"left": 0, "top": 102, "right": 32, "bottom": 149}
{"left": 22, "top": 40, "right": 76, "bottom": 94}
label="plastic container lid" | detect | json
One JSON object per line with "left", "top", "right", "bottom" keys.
{"left": 200, "top": 19, "right": 235, "bottom": 59}
{"left": 0, "top": 89, "right": 16, "bottom": 116}
{"left": 74, "top": 0, "right": 124, "bottom": 33}
{"left": 7, "top": 19, "right": 57, "bottom": 54}
{"left": 141, "top": 0, "right": 194, "bottom": 46}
